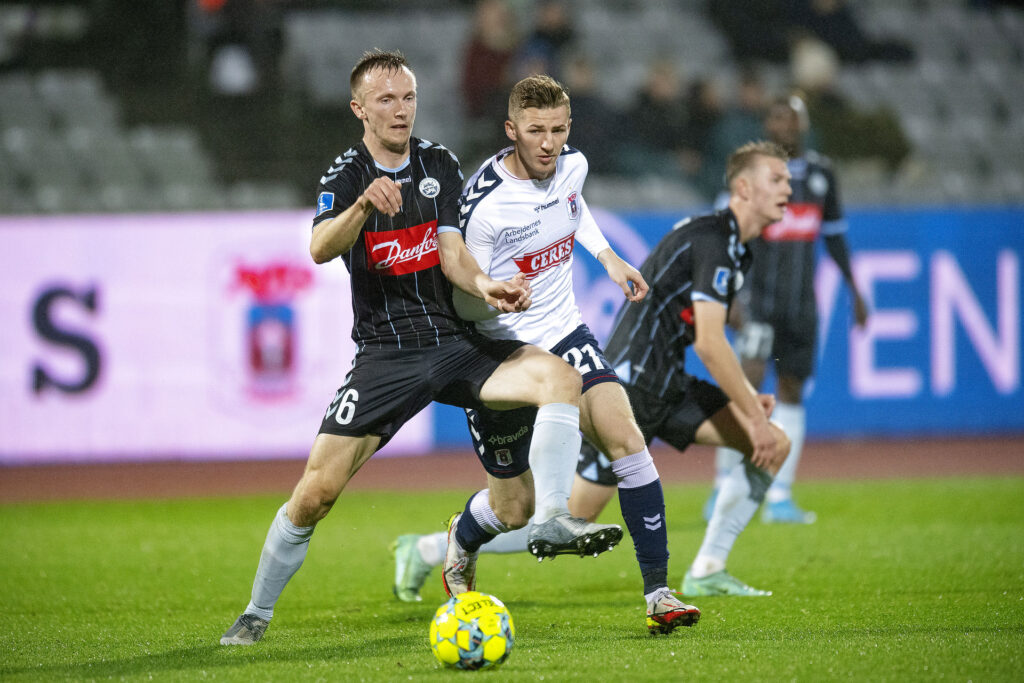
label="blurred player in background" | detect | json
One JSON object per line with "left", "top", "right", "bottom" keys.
{"left": 708, "top": 95, "right": 869, "bottom": 524}
{"left": 396, "top": 74, "right": 702, "bottom": 634}
{"left": 395, "top": 141, "right": 793, "bottom": 604}
{"left": 220, "top": 50, "right": 605, "bottom": 646}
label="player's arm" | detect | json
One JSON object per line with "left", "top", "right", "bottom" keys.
{"left": 310, "top": 177, "right": 403, "bottom": 264}
{"left": 595, "top": 248, "right": 648, "bottom": 302}
{"left": 437, "top": 231, "right": 531, "bottom": 314}
{"left": 824, "top": 233, "right": 868, "bottom": 327}
{"left": 692, "top": 299, "right": 777, "bottom": 468}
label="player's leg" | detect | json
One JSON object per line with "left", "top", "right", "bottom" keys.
{"left": 762, "top": 320, "right": 816, "bottom": 524}
{"left": 709, "top": 321, "right": 772, "bottom": 520}
{"left": 682, "top": 392, "right": 789, "bottom": 597}
{"left": 442, "top": 470, "right": 534, "bottom": 597}
{"left": 222, "top": 432, "right": 379, "bottom": 644}
{"left": 395, "top": 405, "right": 535, "bottom": 602}
{"left": 579, "top": 382, "right": 700, "bottom": 632}
{"left": 479, "top": 344, "right": 582, "bottom": 525}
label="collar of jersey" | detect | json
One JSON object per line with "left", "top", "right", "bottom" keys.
{"left": 374, "top": 157, "right": 411, "bottom": 173}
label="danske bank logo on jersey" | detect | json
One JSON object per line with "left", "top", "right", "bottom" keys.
{"left": 363, "top": 220, "right": 440, "bottom": 275}
{"left": 513, "top": 233, "right": 575, "bottom": 278}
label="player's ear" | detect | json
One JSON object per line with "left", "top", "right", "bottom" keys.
{"left": 504, "top": 120, "right": 516, "bottom": 142}
{"left": 350, "top": 98, "right": 366, "bottom": 120}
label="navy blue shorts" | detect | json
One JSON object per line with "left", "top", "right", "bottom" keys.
{"left": 468, "top": 324, "right": 618, "bottom": 478}
{"left": 318, "top": 333, "right": 524, "bottom": 451}
{"left": 576, "top": 376, "right": 730, "bottom": 486}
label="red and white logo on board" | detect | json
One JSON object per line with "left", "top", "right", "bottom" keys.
{"left": 762, "top": 203, "right": 823, "bottom": 242}
{"left": 513, "top": 233, "right": 575, "bottom": 278}
{"left": 364, "top": 220, "right": 439, "bottom": 275}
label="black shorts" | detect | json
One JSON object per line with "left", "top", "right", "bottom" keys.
{"left": 468, "top": 324, "right": 618, "bottom": 478}
{"left": 318, "top": 333, "right": 524, "bottom": 450}
{"left": 575, "top": 376, "right": 730, "bottom": 486}
{"left": 764, "top": 315, "right": 817, "bottom": 382}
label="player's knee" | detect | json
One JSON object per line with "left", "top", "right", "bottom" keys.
{"left": 492, "top": 498, "right": 532, "bottom": 530}
{"left": 775, "top": 428, "right": 792, "bottom": 461}
{"left": 291, "top": 478, "right": 341, "bottom": 525}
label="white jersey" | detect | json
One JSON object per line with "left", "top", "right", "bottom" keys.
{"left": 456, "top": 145, "right": 610, "bottom": 349}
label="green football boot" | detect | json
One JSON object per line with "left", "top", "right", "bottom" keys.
{"left": 682, "top": 570, "right": 772, "bottom": 597}
{"left": 391, "top": 534, "right": 435, "bottom": 602}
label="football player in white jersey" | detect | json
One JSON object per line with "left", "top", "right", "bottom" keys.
{"left": 397, "top": 75, "right": 701, "bottom": 634}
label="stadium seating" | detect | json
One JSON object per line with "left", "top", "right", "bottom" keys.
{"left": 1, "top": 0, "right": 1021, "bottom": 213}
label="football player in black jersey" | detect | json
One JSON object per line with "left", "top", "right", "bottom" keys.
{"left": 220, "top": 50, "right": 619, "bottom": 646}
{"left": 710, "top": 96, "right": 869, "bottom": 525}
{"left": 571, "top": 141, "right": 794, "bottom": 597}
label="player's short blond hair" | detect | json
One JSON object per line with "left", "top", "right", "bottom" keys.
{"left": 350, "top": 49, "right": 411, "bottom": 100}
{"left": 725, "top": 141, "right": 789, "bottom": 187}
{"left": 507, "top": 75, "right": 571, "bottom": 121}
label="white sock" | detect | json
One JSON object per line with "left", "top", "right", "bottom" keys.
{"left": 528, "top": 403, "right": 581, "bottom": 523}
{"left": 479, "top": 523, "right": 532, "bottom": 554}
{"left": 714, "top": 447, "right": 744, "bottom": 489}
{"left": 468, "top": 488, "right": 510, "bottom": 534}
{"left": 417, "top": 532, "right": 447, "bottom": 567}
{"left": 767, "top": 402, "right": 806, "bottom": 503}
{"left": 245, "top": 503, "right": 315, "bottom": 620}
{"left": 690, "top": 462, "right": 771, "bottom": 578}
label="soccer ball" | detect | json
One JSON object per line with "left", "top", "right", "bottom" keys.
{"left": 429, "top": 591, "right": 515, "bottom": 670}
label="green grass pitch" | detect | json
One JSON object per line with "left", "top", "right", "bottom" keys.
{"left": 2, "top": 477, "right": 1022, "bottom": 681}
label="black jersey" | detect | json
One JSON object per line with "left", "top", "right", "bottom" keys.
{"left": 604, "top": 208, "right": 752, "bottom": 400}
{"left": 313, "top": 137, "right": 471, "bottom": 349}
{"left": 745, "top": 151, "right": 844, "bottom": 323}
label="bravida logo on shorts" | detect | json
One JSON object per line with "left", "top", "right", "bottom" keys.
{"left": 512, "top": 233, "right": 575, "bottom": 279}
{"left": 363, "top": 221, "right": 440, "bottom": 276}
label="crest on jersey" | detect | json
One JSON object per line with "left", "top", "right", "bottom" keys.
{"left": 316, "top": 192, "right": 334, "bottom": 216}
{"left": 809, "top": 171, "right": 829, "bottom": 196}
{"left": 713, "top": 266, "right": 732, "bottom": 296}
{"left": 565, "top": 191, "right": 580, "bottom": 220}
{"left": 418, "top": 176, "right": 440, "bottom": 198}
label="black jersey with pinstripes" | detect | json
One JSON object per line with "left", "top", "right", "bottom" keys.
{"left": 745, "top": 151, "right": 843, "bottom": 323}
{"left": 312, "top": 137, "right": 471, "bottom": 349}
{"left": 603, "top": 208, "right": 752, "bottom": 400}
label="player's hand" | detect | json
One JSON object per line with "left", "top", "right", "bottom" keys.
{"left": 601, "top": 251, "right": 648, "bottom": 302}
{"left": 746, "top": 417, "right": 779, "bottom": 472}
{"left": 757, "top": 393, "right": 776, "bottom": 418}
{"left": 484, "top": 272, "right": 532, "bottom": 313}
{"left": 852, "top": 291, "right": 869, "bottom": 328}
{"left": 360, "top": 177, "right": 403, "bottom": 217}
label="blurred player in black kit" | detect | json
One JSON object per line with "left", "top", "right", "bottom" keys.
{"left": 570, "top": 141, "right": 793, "bottom": 597}
{"left": 220, "top": 49, "right": 616, "bottom": 645}
{"left": 709, "top": 96, "right": 869, "bottom": 524}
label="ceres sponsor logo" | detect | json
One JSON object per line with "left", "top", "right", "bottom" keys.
{"left": 512, "top": 233, "right": 575, "bottom": 278}
{"left": 364, "top": 221, "right": 440, "bottom": 276}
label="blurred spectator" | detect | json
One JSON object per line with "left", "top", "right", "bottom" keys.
{"left": 708, "top": 0, "right": 913, "bottom": 65}
{"left": 620, "top": 57, "right": 691, "bottom": 181}
{"left": 681, "top": 77, "right": 725, "bottom": 197}
{"left": 705, "top": 67, "right": 771, "bottom": 194}
{"left": 561, "top": 54, "right": 622, "bottom": 175}
{"left": 461, "top": 0, "right": 520, "bottom": 122}
{"left": 461, "top": 0, "right": 520, "bottom": 160}
{"left": 707, "top": 0, "right": 793, "bottom": 63}
{"left": 791, "top": 0, "right": 913, "bottom": 64}
{"left": 791, "top": 38, "right": 911, "bottom": 169}
{"left": 514, "top": 0, "right": 575, "bottom": 80}
{"left": 189, "top": 0, "right": 284, "bottom": 96}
